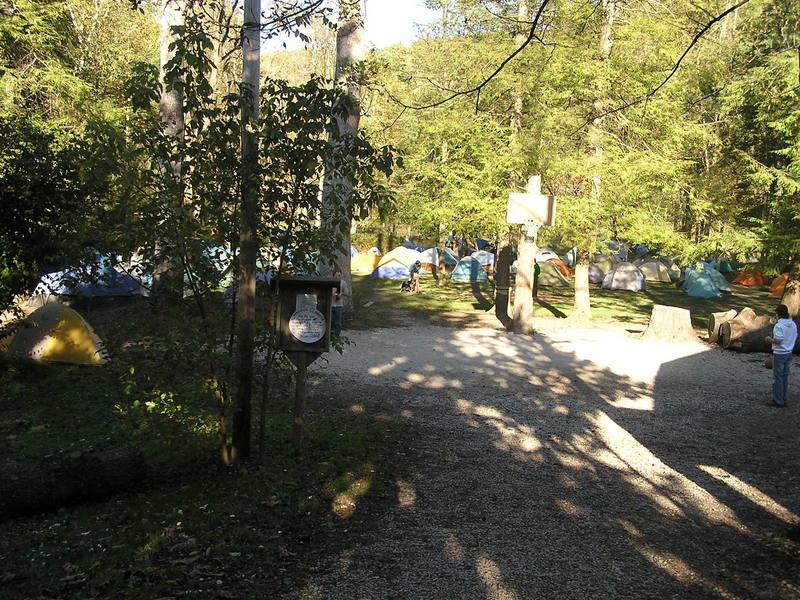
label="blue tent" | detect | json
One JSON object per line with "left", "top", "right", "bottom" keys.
{"left": 451, "top": 257, "right": 489, "bottom": 282}
{"left": 350, "top": 245, "right": 358, "bottom": 258}
{"left": 686, "top": 272, "right": 722, "bottom": 298}
{"left": 32, "top": 257, "right": 143, "bottom": 298}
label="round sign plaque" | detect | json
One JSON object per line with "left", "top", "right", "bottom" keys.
{"left": 288, "top": 308, "right": 327, "bottom": 343}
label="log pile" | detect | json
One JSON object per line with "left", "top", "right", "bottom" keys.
{"left": 0, "top": 447, "right": 146, "bottom": 519}
{"left": 716, "top": 307, "right": 774, "bottom": 353}
{"left": 707, "top": 309, "right": 737, "bottom": 344}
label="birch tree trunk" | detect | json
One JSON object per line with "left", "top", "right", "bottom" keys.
{"left": 321, "top": 0, "right": 365, "bottom": 305}
{"left": 572, "top": 0, "right": 616, "bottom": 321}
{"left": 496, "top": 0, "right": 527, "bottom": 330}
{"left": 232, "top": 0, "right": 260, "bottom": 461}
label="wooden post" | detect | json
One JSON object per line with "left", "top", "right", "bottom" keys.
{"left": 292, "top": 352, "right": 307, "bottom": 452}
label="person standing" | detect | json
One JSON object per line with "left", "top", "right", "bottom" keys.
{"left": 409, "top": 260, "right": 422, "bottom": 294}
{"left": 765, "top": 304, "right": 798, "bottom": 407}
{"left": 331, "top": 270, "right": 349, "bottom": 338}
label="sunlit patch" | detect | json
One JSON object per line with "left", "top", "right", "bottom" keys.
{"left": 455, "top": 398, "right": 473, "bottom": 413}
{"left": 554, "top": 498, "right": 589, "bottom": 518}
{"left": 331, "top": 478, "right": 370, "bottom": 518}
{"left": 632, "top": 543, "right": 734, "bottom": 597}
{"left": 400, "top": 409, "right": 413, "bottom": 418}
{"left": 605, "top": 395, "right": 654, "bottom": 410}
{"left": 396, "top": 479, "right": 416, "bottom": 508}
{"left": 444, "top": 532, "right": 465, "bottom": 563}
{"left": 349, "top": 404, "right": 364, "bottom": 414}
{"left": 367, "top": 356, "right": 408, "bottom": 376}
{"left": 475, "top": 554, "right": 520, "bottom": 600}
{"left": 591, "top": 412, "right": 748, "bottom": 530}
{"left": 557, "top": 473, "right": 580, "bottom": 489}
{"left": 615, "top": 518, "right": 642, "bottom": 538}
{"left": 474, "top": 406, "right": 505, "bottom": 420}
{"left": 698, "top": 465, "right": 800, "bottom": 524}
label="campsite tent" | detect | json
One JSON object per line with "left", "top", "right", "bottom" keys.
{"left": 733, "top": 270, "right": 768, "bottom": 286}
{"left": 683, "top": 269, "right": 722, "bottom": 298}
{"left": 705, "top": 268, "right": 732, "bottom": 292}
{"left": 30, "top": 257, "right": 144, "bottom": 304}
{"left": 536, "top": 248, "right": 560, "bottom": 262}
{"left": 451, "top": 257, "right": 489, "bottom": 282}
{"left": 368, "top": 247, "right": 381, "bottom": 256}
{"left": 593, "top": 254, "right": 617, "bottom": 275}
{"left": 563, "top": 248, "right": 577, "bottom": 267}
{"left": 419, "top": 248, "right": 440, "bottom": 273}
{"left": 1, "top": 303, "right": 109, "bottom": 365}
{"left": 537, "top": 261, "right": 570, "bottom": 286}
{"left": 548, "top": 257, "right": 571, "bottom": 279}
{"left": 588, "top": 263, "right": 604, "bottom": 284}
{"left": 444, "top": 248, "right": 459, "bottom": 266}
{"left": 768, "top": 273, "right": 789, "bottom": 299}
{"left": 471, "top": 250, "right": 496, "bottom": 272}
{"left": 372, "top": 247, "right": 423, "bottom": 279}
{"left": 350, "top": 245, "right": 359, "bottom": 258}
{"left": 638, "top": 261, "right": 672, "bottom": 282}
{"left": 351, "top": 251, "right": 380, "bottom": 275}
{"left": 601, "top": 262, "right": 646, "bottom": 291}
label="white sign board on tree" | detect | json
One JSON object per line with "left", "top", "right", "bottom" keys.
{"left": 507, "top": 175, "right": 556, "bottom": 226}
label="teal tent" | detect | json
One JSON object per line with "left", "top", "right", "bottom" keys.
{"left": 451, "top": 257, "right": 489, "bottom": 282}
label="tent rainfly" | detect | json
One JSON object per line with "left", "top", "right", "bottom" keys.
{"left": 451, "top": 257, "right": 489, "bottom": 282}
{"left": 602, "top": 262, "right": 646, "bottom": 291}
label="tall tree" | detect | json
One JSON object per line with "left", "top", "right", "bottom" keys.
{"left": 321, "top": 0, "right": 366, "bottom": 294}
{"left": 232, "top": 0, "right": 261, "bottom": 461}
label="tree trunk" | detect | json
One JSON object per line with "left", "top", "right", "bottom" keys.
{"left": 707, "top": 309, "right": 737, "bottom": 343}
{"left": 0, "top": 449, "right": 146, "bottom": 518}
{"left": 570, "top": 247, "right": 592, "bottom": 320}
{"left": 320, "top": 0, "right": 365, "bottom": 301}
{"left": 494, "top": 233, "right": 512, "bottom": 330}
{"left": 232, "top": 0, "right": 260, "bottom": 461}
{"left": 720, "top": 323, "right": 773, "bottom": 352}
{"left": 512, "top": 227, "right": 537, "bottom": 335}
{"left": 640, "top": 305, "right": 697, "bottom": 342}
{"left": 780, "top": 262, "right": 800, "bottom": 317}
{"left": 719, "top": 308, "right": 774, "bottom": 351}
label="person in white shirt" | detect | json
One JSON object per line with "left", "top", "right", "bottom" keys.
{"left": 765, "top": 304, "right": 798, "bottom": 407}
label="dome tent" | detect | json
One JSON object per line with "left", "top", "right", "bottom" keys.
{"left": 470, "top": 250, "right": 496, "bottom": 272}
{"left": 351, "top": 251, "right": 380, "bottom": 275}
{"left": 588, "top": 263, "right": 604, "bottom": 284}
{"left": 451, "top": 257, "right": 489, "bottom": 282}
{"left": 602, "top": 262, "right": 646, "bottom": 292}
{"left": 2, "top": 303, "right": 109, "bottom": 365}
{"left": 372, "top": 247, "right": 423, "bottom": 279}
{"left": 638, "top": 261, "right": 672, "bottom": 282}
{"left": 537, "top": 260, "right": 570, "bottom": 286}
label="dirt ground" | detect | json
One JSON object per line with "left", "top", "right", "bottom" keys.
{"left": 283, "top": 316, "right": 800, "bottom": 600}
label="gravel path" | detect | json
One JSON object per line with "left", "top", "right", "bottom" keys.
{"left": 284, "top": 321, "right": 800, "bottom": 600}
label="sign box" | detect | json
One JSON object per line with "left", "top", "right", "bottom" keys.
{"left": 277, "top": 276, "right": 341, "bottom": 353}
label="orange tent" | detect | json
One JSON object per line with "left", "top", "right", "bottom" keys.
{"left": 733, "top": 270, "right": 767, "bottom": 286}
{"left": 548, "top": 257, "right": 572, "bottom": 278}
{"left": 768, "top": 273, "right": 789, "bottom": 298}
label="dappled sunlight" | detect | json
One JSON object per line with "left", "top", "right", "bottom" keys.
{"left": 698, "top": 465, "right": 800, "bottom": 525}
{"left": 631, "top": 544, "right": 735, "bottom": 598}
{"left": 444, "top": 532, "right": 466, "bottom": 563}
{"left": 475, "top": 554, "right": 520, "bottom": 600}
{"left": 331, "top": 478, "right": 370, "bottom": 519}
{"left": 395, "top": 478, "right": 417, "bottom": 508}
{"left": 367, "top": 355, "right": 408, "bottom": 376}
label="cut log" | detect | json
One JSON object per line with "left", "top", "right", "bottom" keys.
{"left": 720, "top": 324, "right": 773, "bottom": 352}
{"left": 0, "top": 447, "right": 146, "bottom": 519}
{"left": 640, "top": 304, "right": 698, "bottom": 342}
{"left": 707, "top": 309, "right": 737, "bottom": 344}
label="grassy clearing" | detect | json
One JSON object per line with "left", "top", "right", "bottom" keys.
{"left": 348, "top": 273, "right": 777, "bottom": 333}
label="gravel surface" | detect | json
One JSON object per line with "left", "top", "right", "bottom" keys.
{"left": 283, "top": 320, "right": 800, "bottom": 600}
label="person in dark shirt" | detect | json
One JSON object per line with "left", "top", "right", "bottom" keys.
{"left": 409, "top": 260, "right": 422, "bottom": 294}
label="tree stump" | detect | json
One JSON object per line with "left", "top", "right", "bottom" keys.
{"left": 718, "top": 307, "right": 774, "bottom": 352}
{"left": 0, "top": 447, "right": 146, "bottom": 519}
{"left": 640, "top": 304, "right": 698, "bottom": 342}
{"left": 708, "top": 309, "right": 737, "bottom": 344}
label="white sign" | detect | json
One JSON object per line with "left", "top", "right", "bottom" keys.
{"left": 507, "top": 175, "right": 556, "bottom": 225}
{"left": 288, "top": 309, "right": 327, "bottom": 343}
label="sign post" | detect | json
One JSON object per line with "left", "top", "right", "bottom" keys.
{"left": 506, "top": 176, "right": 556, "bottom": 335}
{"left": 276, "top": 276, "right": 340, "bottom": 451}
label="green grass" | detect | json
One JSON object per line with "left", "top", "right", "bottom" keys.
{"left": 348, "top": 273, "right": 777, "bottom": 333}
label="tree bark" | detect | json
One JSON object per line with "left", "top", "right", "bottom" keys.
{"left": 720, "top": 323, "right": 773, "bottom": 352}
{"left": 320, "top": 0, "right": 365, "bottom": 301}
{"left": 512, "top": 226, "right": 537, "bottom": 335}
{"left": 780, "top": 262, "right": 800, "bottom": 317}
{"left": 707, "top": 309, "right": 737, "bottom": 344}
{"left": 232, "top": 0, "right": 260, "bottom": 461}
{"left": 494, "top": 236, "right": 512, "bottom": 330}
{"left": 640, "top": 304, "right": 697, "bottom": 342}
{"left": 0, "top": 449, "right": 146, "bottom": 518}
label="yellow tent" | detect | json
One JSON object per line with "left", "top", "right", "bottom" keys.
{"left": 351, "top": 251, "right": 380, "bottom": 275}
{"left": 3, "top": 303, "right": 109, "bottom": 366}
